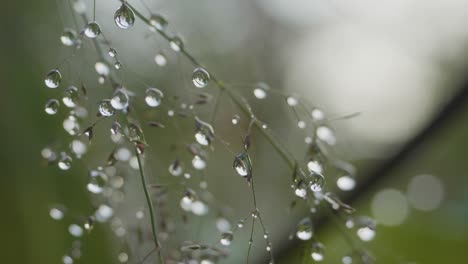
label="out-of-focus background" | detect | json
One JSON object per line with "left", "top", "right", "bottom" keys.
{"left": 1, "top": 0, "right": 468, "bottom": 263}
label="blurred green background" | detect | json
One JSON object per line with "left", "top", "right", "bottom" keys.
{"left": 1, "top": 0, "right": 468, "bottom": 263}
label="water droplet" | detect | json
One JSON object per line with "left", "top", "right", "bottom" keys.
{"left": 220, "top": 232, "right": 233, "bottom": 246}
{"left": 95, "top": 204, "right": 114, "bottom": 222}
{"left": 63, "top": 255, "right": 73, "bottom": 264}
{"left": 253, "top": 82, "right": 269, "bottom": 99}
{"left": 84, "top": 21, "right": 101, "bottom": 38}
{"left": 294, "top": 181, "right": 308, "bottom": 198}
{"left": 310, "top": 174, "right": 325, "bottom": 192}
{"left": 297, "top": 120, "right": 306, "bottom": 129}
{"left": 45, "top": 99, "right": 60, "bottom": 115}
{"left": 216, "top": 218, "right": 231, "bottom": 232}
{"left": 87, "top": 170, "right": 108, "bottom": 194}
{"left": 44, "top": 69, "right": 62, "bottom": 88}
{"left": 233, "top": 151, "right": 252, "bottom": 180}
{"left": 62, "top": 86, "right": 79, "bottom": 108}
{"left": 49, "top": 206, "right": 65, "bottom": 220}
{"left": 114, "top": 61, "right": 122, "bottom": 70}
{"left": 169, "top": 160, "right": 183, "bottom": 176}
{"left": 84, "top": 216, "right": 95, "bottom": 231}
{"left": 191, "top": 200, "right": 209, "bottom": 215}
{"left": 111, "top": 121, "right": 122, "bottom": 135}
{"left": 98, "top": 100, "right": 115, "bottom": 116}
{"left": 231, "top": 115, "right": 240, "bottom": 125}
{"left": 108, "top": 48, "right": 117, "bottom": 57}
{"left": 192, "top": 67, "right": 210, "bottom": 88}
{"left": 63, "top": 115, "right": 80, "bottom": 135}
{"left": 95, "top": 62, "right": 110, "bottom": 76}
{"left": 194, "top": 117, "right": 215, "bottom": 146}
{"left": 316, "top": 126, "right": 336, "bottom": 145}
{"left": 192, "top": 155, "right": 206, "bottom": 170}
{"left": 307, "top": 160, "right": 323, "bottom": 175}
{"left": 71, "top": 139, "right": 87, "bottom": 158}
{"left": 110, "top": 89, "right": 129, "bottom": 110}
{"left": 355, "top": 217, "right": 376, "bottom": 242}
{"left": 170, "top": 36, "right": 183, "bottom": 52}
{"left": 311, "top": 107, "right": 325, "bottom": 121}
{"left": 310, "top": 242, "right": 325, "bottom": 262}
{"left": 286, "top": 96, "right": 298, "bottom": 106}
{"left": 118, "top": 252, "right": 129, "bottom": 263}
{"left": 337, "top": 175, "right": 356, "bottom": 191}
{"left": 73, "top": 0, "right": 86, "bottom": 14}
{"left": 68, "top": 224, "right": 83, "bottom": 237}
{"left": 237, "top": 220, "right": 245, "bottom": 228}
{"left": 149, "top": 14, "right": 168, "bottom": 31}
{"left": 296, "top": 217, "right": 313, "bottom": 240}
{"left": 154, "top": 53, "right": 167, "bottom": 66}
{"left": 58, "top": 153, "right": 72, "bottom": 170}
{"left": 145, "top": 88, "right": 164, "bottom": 107}
{"left": 114, "top": 3, "right": 135, "bottom": 29}
{"left": 61, "top": 29, "right": 78, "bottom": 46}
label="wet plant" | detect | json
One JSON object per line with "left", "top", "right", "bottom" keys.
{"left": 42, "top": 0, "right": 378, "bottom": 263}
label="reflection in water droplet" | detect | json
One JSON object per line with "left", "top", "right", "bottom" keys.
{"left": 233, "top": 151, "right": 252, "bottom": 179}
{"left": 145, "top": 88, "right": 164, "bottom": 107}
{"left": 296, "top": 217, "right": 313, "bottom": 240}
{"left": 220, "top": 232, "right": 233, "bottom": 246}
{"left": 61, "top": 29, "right": 78, "bottom": 46}
{"left": 110, "top": 89, "right": 129, "bottom": 110}
{"left": 309, "top": 174, "right": 325, "bottom": 192}
{"left": 62, "top": 86, "right": 79, "bottom": 108}
{"left": 45, "top": 99, "right": 60, "bottom": 115}
{"left": 87, "top": 170, "right": 108, "bottom": 194}
{"left": 108, "top": 48, "right": 117, "bottom": 57}
{"left": 58, "top": 153, "right": 72, "bottom": 170}
{"left": 114, "top": 3, "right": 135, "bottom": 29}
{"left": 154, "top": 53, "right": 167, "bottom": 66}
{"left": 194, "top": 117, "right": 215, "bottom": 146}
{"left": 98, "top": 100, "right": 115, "bottom": 116}
{"left": 192, "top": 67, "right": 210, "bottom": 88}
{"left": 84, "top": 21, "right": 101, "bottom": 38}
{"left": 44, "top": 69, "right": 62, "bottom": 88}
{"left": 63, "top": 115, "right": 80, "bottom": 135}
{"left": 310, "top": 242, "right": 325, "bottom": 262}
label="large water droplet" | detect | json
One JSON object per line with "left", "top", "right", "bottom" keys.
{"left": 194, "top": 117, "right": 215, "bottom": 146}
{"left": 98, "top": 100, "right": 115, "bottom": 116}
{"left": 62, "top": 86, "right": 79, "bottom": 108}
{"left": 58, "top": 153, "right": 72, "bottom": 170}
{"left": 45, "top": 99, "right": 60, "bottom": 115}
{"left": 154, "top": 53, "right": 167, "bottom": 66}
{"left": 309, "top": 174, "right": 325, "bottom": 192}
{"left": 192, "top": 67, "right": 210, "bottom": 88}
{"left": 233, "top": 151, "right": 252, "bottom": 179}
{"left": 111, "top": 89, "right": 129, "bottom": 110}
{"left": 220, "top": 232, "right": 233, "bottom": 246}
{"left": 296, "top": 217, "right": 313, "bottom": 240}
{"left": 127, "top": 123, "right": 144, "bottom": 142}
{"left": 61, "top": 29, "right": 78, "bottom": 46}
{"left": 114, "top": 3, "right": 135, "bottom": 29}
{"left": 84, "top": 21, "right": 101, "bottom": 38}
{"left": 310, "top": 242, "right": 325, "bottom": 262}
{"left": 149, "top": 14, "right": 168, "bottom": 31}
{"left": 145, "top": 88, "right": 164, "bottom": 107}
{"left": 44, "top": 69, "right": 62, "bottom": 88}
{"left": 355, "top": 217, "right": 376, "bottom": 242}
{"left": 170, "top": 36, "right": 183, "bottom": 52}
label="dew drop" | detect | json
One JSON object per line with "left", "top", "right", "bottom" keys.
{"left": 145, "top": 88, "right": 164, "bottom": 107}
{"left": 98, "top": 100, "right": 115, "bottom": 116}
{"left": 58, "top": 153, "right": 72, "bottom": 170}
{"left": 45, "top": 99, "right": 60, "bottom": 115}
{"left": 149, "top": 14, "right": 168, "bottom": 31}
{"left": 253, "top": 82, "right": 269, "bottom": 99}
{"left": 237, "top": 220, "right": 245, "bottom": 228}
{"left": 62, "top": 86, "right": 79, "bottom": 108}
{"left": 169, "top": 160, "right": 183, "bottom": 176}
{"left": 71, "top": 139, "right": 87, "bottom": 158}
{"left": 84, "top": 21, "right": 101, "bottom": 38}
{"left": 110, "top": 89, "right": 129, "bottom": 110}
{"left": 220, "top": 232, "right": 233, "bottom": 246}
{"left": 73, "top": 0, "right": 86, "bottom": 14}
{"left": 337, "top": 175, "right": 356, "bottom": 191}
{"left": 216, "top": 218, "right": 231, "bottom": 232}
{"left": 87, "top": 170, "right": 108, "bottom": 194}
{"left": 63, "top": 115, "right": 80, "bottom": 135}
{"left": 233, "top": 151, "right": 252, "bottom": 179}
{"left": 307, "top": 160, "right": 323, "bottom": 175}
{"left": 114, "top": 61, "right": 122, "bottom": 70}
{"left": 114, "top": 3, "right": 135, "bottom": 29}
{"left": 192, "top": 155, "right": 206, "bottom": 170}
{"left": 68, "top": 224, "right": 83, "bottom": 237}
{"left": 118, "top": 252, "right": 129, "bottom": 263}
{"left": 194, "top": 117, "right": 215, "bottom": 146}
{"left": 286, "top": 96, "right": 298, "bottom": 106}
{"left": 154, "top": 53, "right": 167, "bottom": 66}
{"left": 170, "top": 36, "right": 183, "bottom": 52}
{"left": 231, "top": 115, "right": 240, "bottom": 125}
{"left": 296, "top": 217, "right": 313, "bottom": 240}
{"left": 111, "top": 121, "right": 122, "bottom": 135}
{"left": 61, "top": 29, "right": 78, "bottom": 46}
{"left": 310, "top": 242, "right": 325, "bottom": 262}
{"left": 108, "top": 48, "right": 117, "bottom": 57}
{"left": 297, "top": 120, "right": 306, "bottom": 129}
{"left": 44, "top": 69, "right": 62, "bottom": 88}
{"left": 311, "top": 107, "right": 325, "bottom": 121}
{"left": 49, "top": 206, "right": 65, "bottom": 220}
{"left": 310, "top": 174, "right": 325, "bottom": 192}
{"left": 192, "top": 67, "right": 210, "bottom": 88}
{"left": 355, "top": 217, "right": 376, "bottom": 242}
{"left": 294, "top": 182, "right": 308, "bottom": 198}
{"left": 316, "top": 125, "right": 336, "bottom": 145}
{"left": 95, "top": 62, "right": 110, "bottom": 76}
